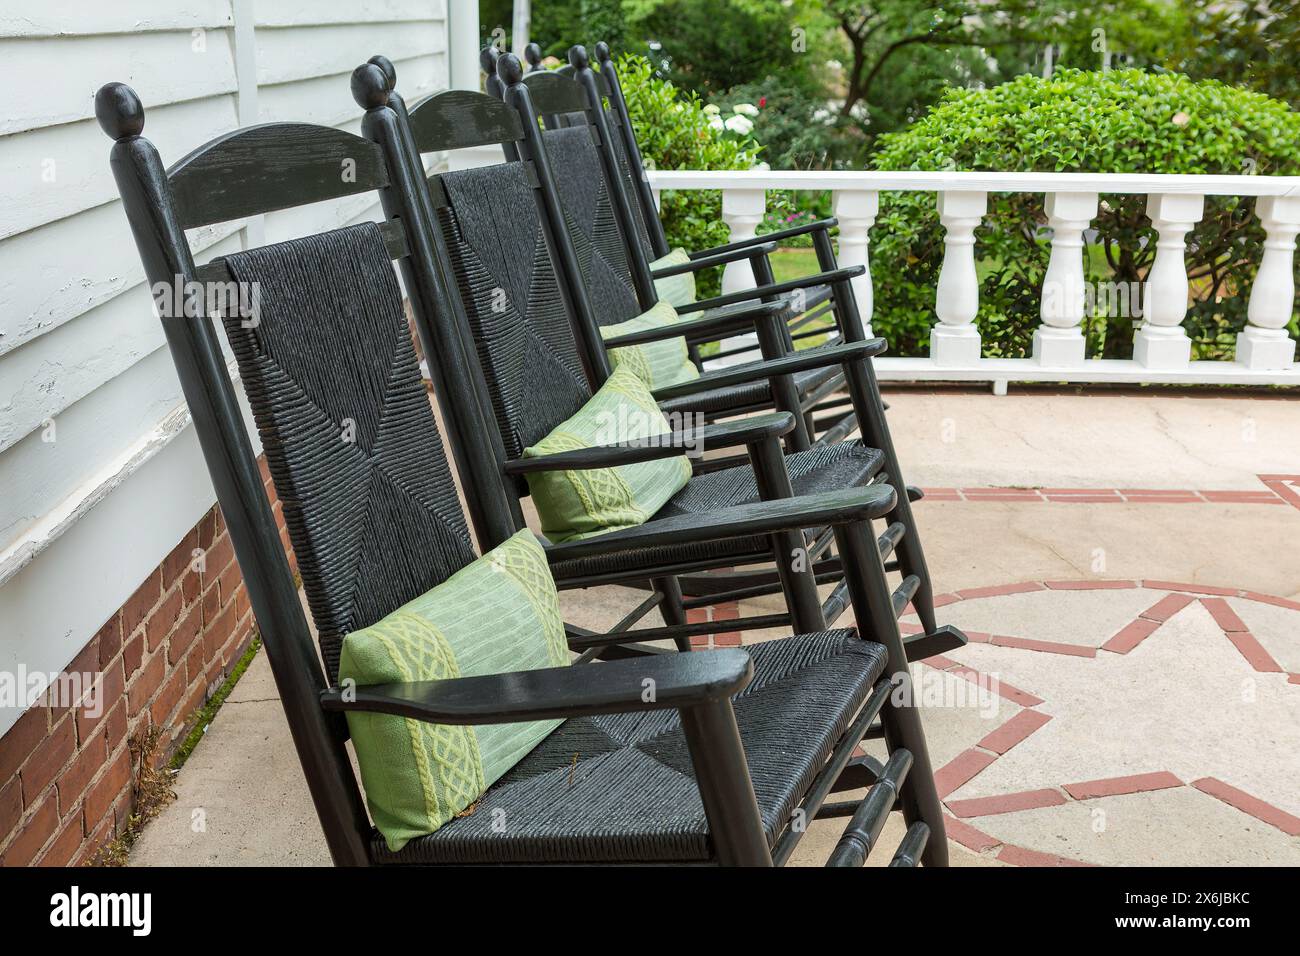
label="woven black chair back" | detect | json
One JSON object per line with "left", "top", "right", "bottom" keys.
{"left": 222, "top": 224, "right": 477, "bottom": 679}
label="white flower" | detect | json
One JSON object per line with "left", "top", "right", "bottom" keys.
{"left": 724, "top": 114, "right": 754, "bottom": 135}
{"left": 754, "top": 161, "right": 771, "bottom": 171}
{"left": 708, "top": 115, "right": 725, "bottom": 132}
{"left": 732, "top": 102, "right": 759, "bottom": 117}
{"left": 703, "top": 103, "right": 721, "bottom": 115}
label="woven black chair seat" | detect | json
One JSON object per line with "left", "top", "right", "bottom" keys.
{"left": 547, "top": 439, "right": 884, "bottom": 580}
{"left": 369, "top": 629, "right": 886, "bottom": 864}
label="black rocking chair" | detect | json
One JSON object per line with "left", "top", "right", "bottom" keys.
{"left": 95, "top": 81, "right": 948, "bottom": 867}
{"left": 365, "top": 54, "right": 965, "bottom": 662}
{"left": 514, "top": 43, "right": 857, "bottom": 422}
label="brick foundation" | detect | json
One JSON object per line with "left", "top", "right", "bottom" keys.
{"left": 0, "top": 456, "right": 290, "bottom": 866}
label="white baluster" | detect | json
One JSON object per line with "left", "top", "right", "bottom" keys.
{"left": 651, "top": 187, "right": 662, "bottom": 213}
{"left": 706, "top": 188, "right": 767, "bottom": 367}
{"left": 1135, "top": 193, "right": 1203, "bottom": 368}
{"left": 931, "top": 190, "right": 987, "bottom": 367}
{"left": 1034, "top": 191, "right": 1098, "bottom": 367}
{"left": 831, "top": 189, "right": 879, "bottom": 337}
{"left": 1239, "top": 195, "right": 1300, "bottom": 370}
{"left": 719, "top": 188, "right": 766, "bottom": 295}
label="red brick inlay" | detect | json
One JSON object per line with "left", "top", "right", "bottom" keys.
{"left": 935, "top": 749, "right": 997, "bottom": 798}
{"left": 1222, "top": 630, "right": 1283, "bottom": 673}
{"left": 1200, "top": 597, "right": 1247, "bottom": 632}
{"left": 989, "top": 634, "right": 1096, "bottom": 658}
{"left": 977, "top": 709, "right": 1052, "bottom": 755}
{"left": 1102, "top": 618, "right": 1160, "bottom": 654}
{"left": 947, "top": 788, "right": 1067, "bottom": 819}
{"left": 943, "top": 815, "right": 1001, "bottom": 853}
{"left": 1142, "top": 579, "right": 1238, "bottom": 596}
{"left": 956, "top": 582, "right": 1045, "bottom": 600}
{"left": 945, "top": 665, "right": 1044, "bottom": 707}
{"left": 919, "top": 480, "right": 1299, "bottom": 508}
{"left": 1043, "top": 579, "right": 1137, "bottom": 590}
{"left": 1140, "top": 592, "right": 1195, "bottom": 623}
{"left": 1241, "top": 591, "right": 1300, "bottom": 612}
{"left": 1258, "top": 474, "right": 1300, "bottom": 512}
{"left": 997, "top": 844, "right": 1095, "bottom": 867}
{"left": 1192, "top": 778, "right": 1300, "bottom": 837}
{"left": 1063, "top": 771, "right": 1183, "bottom": 801}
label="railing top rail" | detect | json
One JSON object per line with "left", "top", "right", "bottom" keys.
{"left": 646, "top": 169, "right": 1300, "bottom": 197}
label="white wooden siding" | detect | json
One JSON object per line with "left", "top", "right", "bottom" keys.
{"left": 0, "top": 0, "right": 453, "bottom": 738}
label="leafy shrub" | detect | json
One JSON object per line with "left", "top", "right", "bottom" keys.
{"left": 616, "top": 53, "right": 762, "bottom": 297}
{"left": 711, "top": 75, "right": 869, "bottom": 171}
{"left": 627, "top": 0, "right": 806, "bottom": 97}
{"left": 870, "top": 69, "right": 1300, "bottom": 358}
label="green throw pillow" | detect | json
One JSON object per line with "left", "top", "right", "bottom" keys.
{"left": 651, "top": 247, "right": 697, "bottom": 308}
{"left": 601, "top": 299, "right": 701, "bottom": 389}
{"left": 523, "top": 364, "right": 692, "bottom": 542}
{"left": 339, "top": 529, "right": 570, "bottom": 851}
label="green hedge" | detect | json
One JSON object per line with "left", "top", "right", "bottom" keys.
{"left": 870, "top": 69, "right": 1300, "bottom": 358}
{"left": 615, "top": 53, "right": 762, "bottom": 298}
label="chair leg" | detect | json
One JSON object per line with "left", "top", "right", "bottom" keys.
{"left": 653, "top": 575, "right": 693, "bottom": 652}
{"left": 746, "top": 437, "right": 828, "bottom": 634}
{"left": 833, "top": 519, "right": 948, "bottom": 867}
{"left": 842, "top": 357, "right": 943, "bottom": 637}
{"left": 679, "top": 698, "right": 773, "bottom": 866}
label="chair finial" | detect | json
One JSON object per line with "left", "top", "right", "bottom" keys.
{"left": 95, "top": 82, "right": 145, "bottom": 140}
{"left": 498, "top": 52, "right": 524, "bottom": 86}
{"left": 350, "top": 63, "right": 390, "bottom": 110}
{"left": 480, "top": 45, "right": 500, "bottom": 75}
{"left": 367, "top": 55, "right": 397, "bottom": 91}
{"left": 524, "top": 42, "right": 542, "bottom": 69}
{"left": 569, "top": 44, "right": 590, "bottom": 71}
{"left": 594, "top": 41, "right": 612, "bottom": 64}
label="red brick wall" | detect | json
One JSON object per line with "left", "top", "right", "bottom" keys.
{"left": 0, "top": 456, "right": 291, "bottom": 866}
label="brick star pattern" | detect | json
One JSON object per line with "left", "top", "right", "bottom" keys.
{"left": 898, "top": 580, "right": 1300, "bottom": 866}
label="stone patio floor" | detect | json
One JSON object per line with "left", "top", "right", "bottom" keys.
{"left": 131, "top": 386, "right": 1300, "bottom": 867}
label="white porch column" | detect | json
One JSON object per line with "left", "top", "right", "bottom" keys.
{"left": 511, "top": 0, "right": 531, "bottom": 58}
{"left": 832, "top": 189, "right": 879, "bottom": 337}
{"left": 1135, "top": 193, "right": 1203, "bottom": 368}
{"left": 719, "top": 188, "right": 766, "bottom": 294}
{"left": 1033, "top": 191, "right": 1098, "bottom": 367}
{"left": 1239, "top": 195, "right": 1300, "bottom": 369}
{"left": 931, "top": 190, "right": 986, "bottom": 367}
{"left": 448, "top": 0, "right": 482, "bottom": 92}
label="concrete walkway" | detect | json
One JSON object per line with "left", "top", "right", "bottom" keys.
{"left": 131, "top": 387, "right": 1300, "bottom": 867}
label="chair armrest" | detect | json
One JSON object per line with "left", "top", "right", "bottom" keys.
{"left": 687, "top": 218, "right": 838, "bottom": 259}
{"left": 320, "top": 651, "right": 753, "bottom": 723}
{"left": 652, "top": 241, "right": 779, "bottom": 277}
{"left": 601, "top": 300, "right": 788, "bottom": 349}
{"left": 502, "top": 412, "right": 795, "bottom": 475}
{"left": 653, "top": 339, "right": 886, "bottom": 401}
{"left": 677, "top": 266, "right": 865, "bottom": 314}
{"left": 545, "top": 485, "right": 898, "bottom": 562}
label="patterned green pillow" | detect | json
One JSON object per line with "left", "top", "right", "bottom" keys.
{"left": 651, "top": 246, "right": 697, "bottom": 308}
{"left": 338, "top": 529, "right": 570, "bottom": 851}
{"left": 601, "top": 299, "right": 701, "bottom": 389}
{"left": 523, "top": 364, "right": 692, "bottom": 542}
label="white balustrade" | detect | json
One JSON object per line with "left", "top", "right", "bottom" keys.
{"left": 718, "top": 188, "right": 766, "bottom": 294}
{"left": 831, "top": 190, "right": 879, "bottom": 337}
{"left": 646, "top": 169, "right": 1300, "bottom": 387}
{"left": 1240, "top": 195, "right": 1300, "bottom": 370}
{"left": 932, "top": 191, "right": 987, "bottom": 367}
{"left": 1034, "top": 191, "right": 1098, "bottom": 368}
{"left": 1135, "top": 193, "right": 1204, "bottom": 369}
